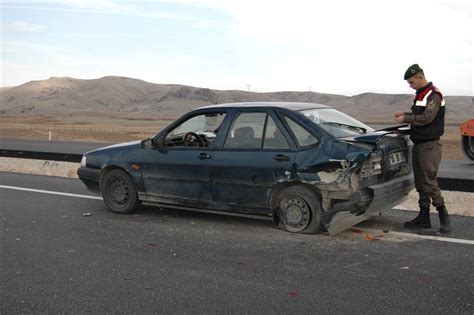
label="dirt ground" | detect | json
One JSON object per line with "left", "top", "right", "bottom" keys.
{"left": 0, "top": 116, "right": 170, "bottom": 144}
{"left": 0, "top": 116, "right": 466, "bottom": 160}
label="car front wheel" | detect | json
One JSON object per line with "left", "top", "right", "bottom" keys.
{"left": 101, "top": 169, "right": 140, "bottom": 214}
{"left": 275, "top": 186, "right": 322, "bottom": 234}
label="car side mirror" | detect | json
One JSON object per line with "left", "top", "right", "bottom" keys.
{"left": 141, "top": 138, "right": 154, "bottom": 149}
{"left": 142, "top": 137, "right": 167, "bottom": 152}
{"left": 153, "top": 135, "right": 168, "bottom": 152}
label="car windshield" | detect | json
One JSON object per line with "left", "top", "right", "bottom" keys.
{"left": 170, "top": 112, "right": 226, "bottom": 137}
{"left": 300, "top": 108, "right": 374, "bottom": 138}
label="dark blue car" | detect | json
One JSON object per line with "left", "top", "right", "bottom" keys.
{"left": 77, "top": 102, "right": 414, "bottom": 235}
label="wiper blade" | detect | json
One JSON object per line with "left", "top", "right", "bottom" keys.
{"left": 321, "top": 122, "right": 367, "bottom": 134}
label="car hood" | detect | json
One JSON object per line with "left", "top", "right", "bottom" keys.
{"left": 86, "top": 140, "right": 142, "bottom": 155}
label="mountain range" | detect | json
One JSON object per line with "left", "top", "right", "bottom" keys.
{"left": 1, "top": 76, "right": 471, "bottom": 123}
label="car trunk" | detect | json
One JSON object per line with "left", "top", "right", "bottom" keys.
{"left": 345, "top": 131, "right": 412, "bottom": 183}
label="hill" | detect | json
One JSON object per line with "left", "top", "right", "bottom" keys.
{"left": 1, "top": 76, "right": 471, "bottom": 123}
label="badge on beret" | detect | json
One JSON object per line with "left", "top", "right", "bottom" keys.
{"left": 404, "top": 64, "right": 422, "bottom": 80}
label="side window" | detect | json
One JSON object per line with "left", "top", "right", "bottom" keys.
{"left": 165, "top": 112, "right": 226, "bottom": 148}
{"left": 263, "top": 116, "right": 290, "bottom": 149}
{"left": 224, "top": 112, "right": 266, "bottom": 149}
{"left": 284, "top": 117, "right": 319, "bottom": 147}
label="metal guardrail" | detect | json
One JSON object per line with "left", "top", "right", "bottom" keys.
{"left": 438, "top": 178, "right": 474, "bottom": 193}
{"left": 0, "top": 149, "right": 82, "bottom": 163}
{"left": 0, "top": 145, "right": 472, "bottom": 192}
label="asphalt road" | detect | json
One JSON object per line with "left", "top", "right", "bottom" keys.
{"left": 1, "top": 172, "right": 473, "bottom": 313}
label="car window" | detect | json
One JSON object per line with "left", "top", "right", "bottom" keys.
{"left": 224, "top": 112, "right": 266, "bottom": 149}
{"left": 300, "top": 108, "right": 373, "bottom": 137}
{"left": 263, "top": 116, "right": 290, "bottom": 149}
{"left": 284, "top": 117, "right": 319, "bottom": 147}
{"left": 165, "top": 112, "right": 226, "bottom": 148}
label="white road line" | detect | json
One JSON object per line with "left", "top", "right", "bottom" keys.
{"left": 358, "top": 228, "right": 474, "bottom": 245}
{"left": 1, "top": 184, "right": 473, "bottom": 245}
{"left": 0, "top": 185, "right": 103, "bottom": 200}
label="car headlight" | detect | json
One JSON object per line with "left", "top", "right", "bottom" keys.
{"left": 360, "top": 152, "right": 382, "bottom": 178}
{"left": 80, "top": 155, "right": 87, "bottom": 167}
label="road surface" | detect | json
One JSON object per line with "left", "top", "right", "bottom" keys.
{"left": 1, "top": 172, "right": 473, "bottom": 313}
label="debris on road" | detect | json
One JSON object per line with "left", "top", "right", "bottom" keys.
{"left": 365, "top": 233, "right": 384, "bottom": 241}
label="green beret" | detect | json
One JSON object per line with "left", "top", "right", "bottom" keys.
{"left": 404, "top": 64, "right": 423, "bottom": 80}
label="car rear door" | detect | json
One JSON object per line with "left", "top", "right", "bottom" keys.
{"left": 210, "top": 109, "right": 297, "bottom": 214}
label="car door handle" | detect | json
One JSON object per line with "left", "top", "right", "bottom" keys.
{"left": 273, "top": 154, "right": 290, "bottom": 161}
{"left": 198, "top": 153, "right": 212, "bottom": 160}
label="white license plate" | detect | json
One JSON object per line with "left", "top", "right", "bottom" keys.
{"left": 390, "top": 151, "right": 406, "bottom": 165}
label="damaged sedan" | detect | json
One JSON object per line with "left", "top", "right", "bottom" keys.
{"left": 77, "top": 102, "right": 414, "bottom": 235}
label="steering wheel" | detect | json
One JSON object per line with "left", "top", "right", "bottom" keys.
{"left": 184, "top": 132, "right": 205, "bottom": 147}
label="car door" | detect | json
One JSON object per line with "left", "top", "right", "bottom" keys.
{"left": 141, "top": 111, "right": 227, "bottom": 208}
{"left": 210, "top": 110, "right": 298, "bottom": 213}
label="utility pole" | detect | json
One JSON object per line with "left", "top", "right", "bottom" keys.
{"left": 246, "top": 84, "right": 251, "bottom": 92}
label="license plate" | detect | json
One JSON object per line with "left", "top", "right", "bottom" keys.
{"left": 390, "top": 151, "right": 406, "bottom": 165}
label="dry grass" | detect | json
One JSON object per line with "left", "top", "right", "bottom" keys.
{"left": 0, "top": 116, "right": 169, "bottom": 143}
{"left": 0, "top": 116, "right": 465, "bottom": 160}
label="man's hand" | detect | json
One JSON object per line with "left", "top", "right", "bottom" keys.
{"left": 394, "top": 112, "right": 405, "bottom": 124}
{"left": 394, "top": 112, "right": 404, "bottom": 118}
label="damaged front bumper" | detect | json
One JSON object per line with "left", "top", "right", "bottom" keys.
{"left": 320, "top": 173, "right": 415, "bottom": 235}
{"left": 77, "top": 166, "right": 101, "bottom": 193}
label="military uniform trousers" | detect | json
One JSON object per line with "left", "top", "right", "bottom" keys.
{"left": 412, "top": 139, "right": 445, "bottom": 208}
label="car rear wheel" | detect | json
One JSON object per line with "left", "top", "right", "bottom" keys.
{"left": 101, "top": 169, "right": 139, "bottom": 214}
{"left": 275, "top": 186, "right": 322, "bottom": 234}
{"left": 461, "top": 135, "right": 474, "bottom": 161}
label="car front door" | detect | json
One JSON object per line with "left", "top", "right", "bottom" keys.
{"left": 210, "top": 110, "right": 298, "bottom": 214}
{"left": 141, "top": 111, "right": 227, "bottom": 208}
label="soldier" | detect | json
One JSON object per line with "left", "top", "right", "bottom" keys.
{"left": 394, "top": 64, "right": 452, "bottom": 233}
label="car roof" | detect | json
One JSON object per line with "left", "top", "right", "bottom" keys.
{"left": 198, "top": 102, "right": 331, "bottom": 111}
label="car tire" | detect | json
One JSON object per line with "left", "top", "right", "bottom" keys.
{"left": 101, "top": 169, "right": 140, "bottom": 214}
{"left": 275, "top": 186, "right": 322, "bottom": 234}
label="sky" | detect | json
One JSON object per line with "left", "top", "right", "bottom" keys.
{"left": 1, "top": 0, "right": 472, "bottom": 96}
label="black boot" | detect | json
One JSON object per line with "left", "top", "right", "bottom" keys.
{"left": 437, "top": 206, "right": 452, "bottom": 233}
{"left": 404, "top": 207, "right": 431, "bottom": 229}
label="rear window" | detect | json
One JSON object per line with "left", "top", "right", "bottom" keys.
{"left": 300, "top": 108, "right": 373, "bottom": 138}
{"left": 284, "top": 117, "right": 319, "bottom": 147}
{"left": 224, "top": 112, "right": 265, "bottom": 149}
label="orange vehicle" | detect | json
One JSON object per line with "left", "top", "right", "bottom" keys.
{"left": 460, "top": 119, "right": 474, "bottom": 161}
